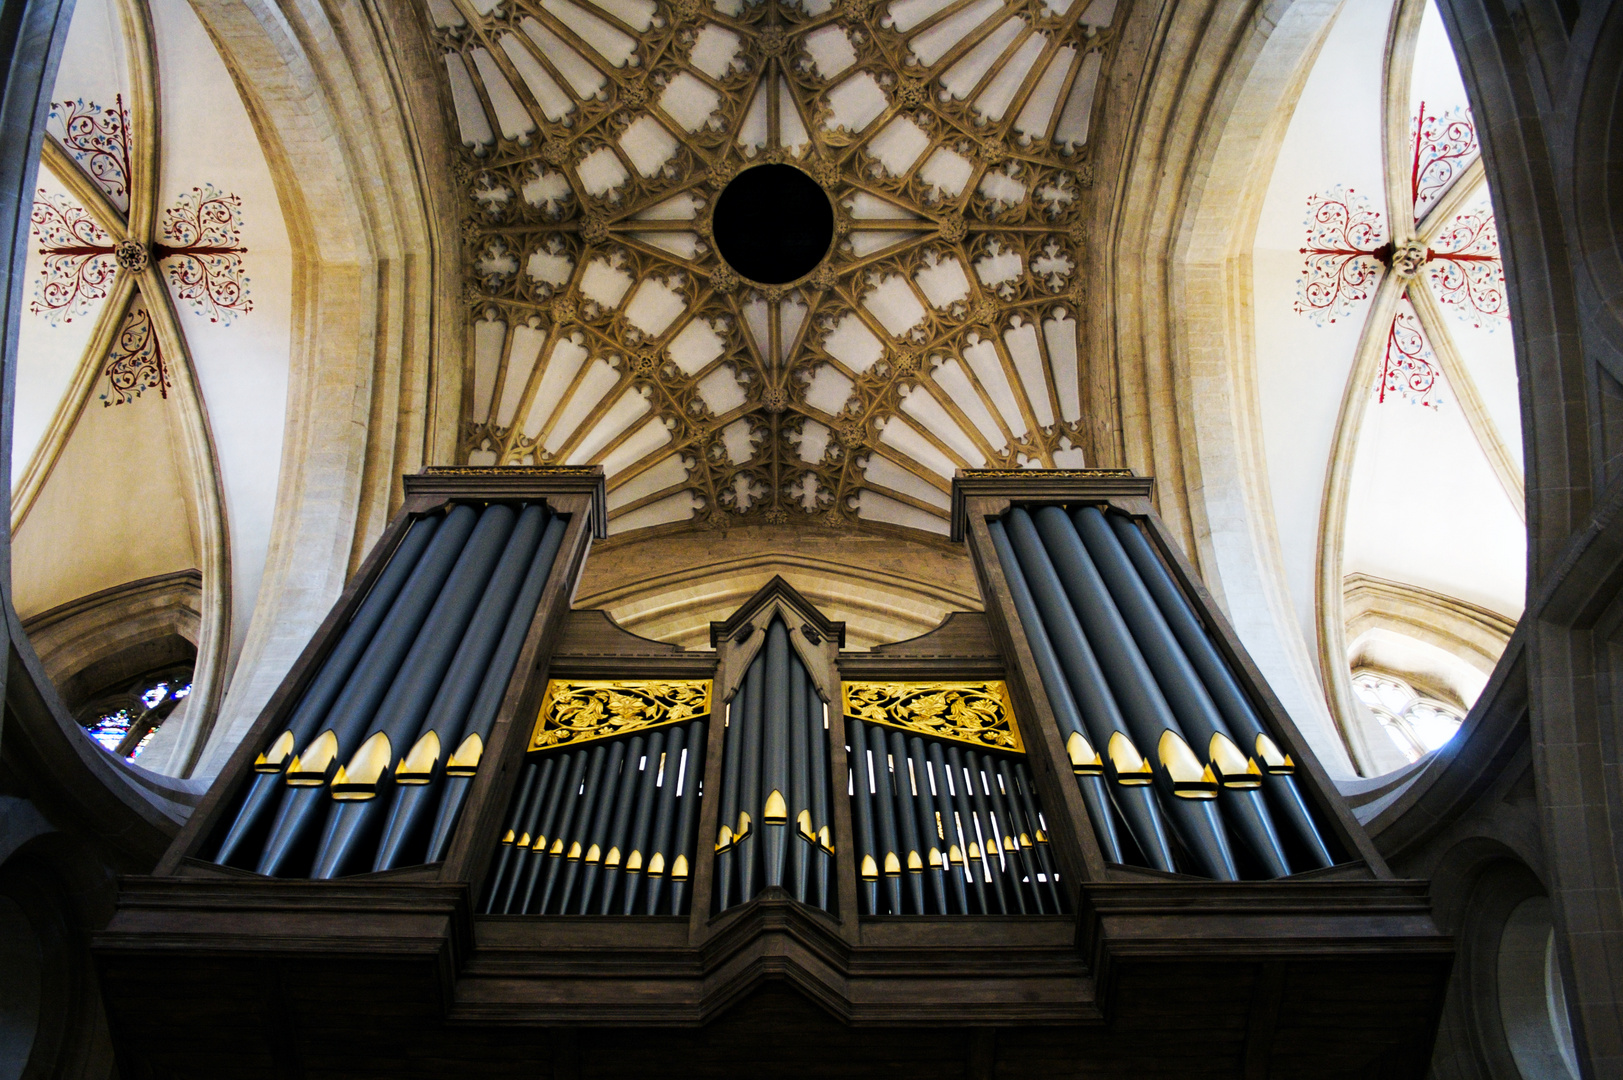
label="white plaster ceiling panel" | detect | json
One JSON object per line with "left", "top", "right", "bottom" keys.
{"left": 150, "top": 0, "right": 294, "bottom": 652}
{"left": 1251, "top": 0, "right": 1523, "bottom": 740}
{"left": 1251, "top": 0, "right": 1396, "bottom": 647}
{"left": 13, "top": 0, "right": 295, "bottom": 669}
{"left": 429, "top": 0, "right": 1109, "bottom": 537}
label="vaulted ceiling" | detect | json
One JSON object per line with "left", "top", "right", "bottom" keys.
{"left": 426, "top": 0, "right": 1115, "bottom": 537}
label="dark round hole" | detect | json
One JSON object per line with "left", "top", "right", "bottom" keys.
{"left": 712, "top": 164, "right": 833, "bottom": 285}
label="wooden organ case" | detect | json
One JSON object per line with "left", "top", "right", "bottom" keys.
{"left": 95, "top": 469, "right": 1453, "bottom": 1078}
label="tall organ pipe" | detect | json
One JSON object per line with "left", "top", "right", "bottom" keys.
{"left": 990, "top": 518, "right": 1154, "bottom": 869}
{"left": 735, "top": 641, "right": 768, "bottom": 903}
{"left": 424, "top": 511, "right": 568, "bottom": 865}
{"left": 1106, "top": 514, "right": 1335, "bottom": 869}
{"left": 1018, "top": 508, "right": 1237, "bottom": 881}
{"left": 848, "top": 718, "right": 881, "bottom": 915}
{"left": 312, "top": 505, "right": 519, "bottom": 878}
{"left": 761, "top": 622, "right": 791, "bottom": 889}
{"left": 714, "top": 661, "right": 751, "bottom": 910}
{"left": 668, "top": 720, "right": 706, "bottom": 916}
{"left": 215, "top": 516, "right": 442, "bottom": 866}
{"left": 375, "top": 504, "right": 547, "bottom": 871}
{"left": 1071, "top": 507, "right": 1291, "bottom": 878}
{"left": 643, "top": 725, "right": 685, "bottom": 915}
{"left": 868, "top": 724, "right": 905, "bottom": 914}
{"left": 540, "top": 743, "right": 603, "bottom": 914}
{"left": 806, "top": 672, "right": 832, "bottom": 911}
{"left": 256, "top": 506, "right": 479, "bottom": 876}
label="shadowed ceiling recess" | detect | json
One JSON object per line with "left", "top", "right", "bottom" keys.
{"left": 431, "top": 0, "right": 1114, "bottom": 537}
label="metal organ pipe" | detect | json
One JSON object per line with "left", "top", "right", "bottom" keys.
{"left": 668, "top": 722, "right": 705, "bottom": 915}
{"left": 424, "top": 511, "right": 568, "bottom": 864}
{"left": 256, "top": 505, "right": 480, "bottom": 877}
{"left": 761, "top": 622, "right": 791, "bottom": 890}
{"left": 848, "top": 717, "right": 881, "bottom": 916}
{"left": 1021, "top": 507, "right": 1238, "bottom": 881}
{"left": 214, "top": 516, "right": 442, "bottom": 867}
{"left": 990, "top": 517, "right": 1164, "bottom": 870}
{"left": 1105, "top": 513, "right": 1335, "bottom": 869}
{"left": 1070, "top": 507, "right": 1291, "bottom": 877}
{"left": 642, "top": 725, "right": 685, "bottom": 915}
{"left": 619, "top": 729, "right": 665, "bottom": 914}
{"left": 714, "top": 661, "right": 749, "bottom": 911}
{"left": 805, "top": 672, "right": 832, "bottom": 910}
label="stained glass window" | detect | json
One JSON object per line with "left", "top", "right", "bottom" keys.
{"left": 75, "top": 665, "right": 193, "bottom": 762}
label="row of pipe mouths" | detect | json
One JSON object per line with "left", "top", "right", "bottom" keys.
{"left": 207, "top": 501, "right": 567, "bottom": 878}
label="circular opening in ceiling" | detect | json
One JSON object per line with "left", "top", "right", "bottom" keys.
{"left": 712, "top": 164, "right": 833, "bottom": 285}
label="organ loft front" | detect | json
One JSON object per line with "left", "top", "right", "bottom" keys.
{"left": 92, "top": 469, "right": 1451, "bottom": 1076}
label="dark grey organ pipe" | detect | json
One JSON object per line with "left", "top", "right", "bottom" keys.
{"left": 255, "top": 506, "right": 479, "bottom": 876}
{"left": 541, "top": 743, "right": 603, "bottom": 914}
{"left": 377, "top": 504, "right": 548, "bottom": 872}
{"left": 847, "top": 718, "right": 881, "bottom": 916}
{"left": 761, "top": 620, "right": 791, "bottom": 889}
{"left": 989, "top": 518, "right": 1156, "bottom": 870}
{"left": 868, "top": 723, "right": 904, "bottom": 915}
{"left": 503, "top": 756, "right": 561, "bottom": 914}
{"left": 788, "top": 666, "right": 811, "bottom": 903}
{"left": 484, "top": 758, "right": 542, "bottom": 912}
{"left": 214, "top": 515, "right": 440, "bottom": 866}
{"left": 1071, "top": 507, "right": 1290, "bottom": 879}
{"left": 957, "top": 748, "right": 1011, "bottom": 914}
{"left": 518, "top": 748, "right": 585, "bottom": 913}
{"left": 620, "top": 728, "right": 665, "bottom": 914}
{"left": 642, "top": 725, "right": 684, "bottom": 916}
{"left": 735, "top": 643, "right": 768, "bottom": 904}
{"left": 714, "top": 662, "right": 749, "bottom": 912}
{"left": 594, "top": 734, "right": 646, "bottom": 913}
{"left": 926, "top": 741, "right": 970, "bottom": 914}
{"left": 906, "top": 736, "right": 948, "bottom": 915}
{"left": 979, "top": 753, "right": 1034, "bottom": 913}
{"left": 424, "top": 510, "right": 568, "bottom": 865}
{"left": 668, "top": 719, "right": 706, "bottom": 916}
{"left": 805, "top": 672, "right": 832, "bottom": 912}
{"left": 570, "top": 740, "right": 626, "bottom": 913}
{"left": 1106, "top": 513, "right": 1335, "bottom": 869}
{"left": 1022, "top": 507, "right": 1238, "bottom": 881}
{"left": 312, "top": 505, "right": 519, "bottom": 878}
{"left": 887, "top": 728, "right": 926, "bottom": 914}
{"left": 1012, "top": 762, "right": 1064, "bottom": 912}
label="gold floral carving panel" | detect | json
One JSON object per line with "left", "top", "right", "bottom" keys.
{"left": 841, "top": 680, "right": 1023, "bottom": 752}
{"left": 531, "top": 680, "right": 713, "bottom": 750}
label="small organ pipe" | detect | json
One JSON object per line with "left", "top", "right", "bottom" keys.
{"left": 762, "top": 621, "right": 791, "bottom": 889}
{"left": 1013, "top": 762, "right": 1064, "bottom": 912}
{"left": 1106, "top": 513, "right": 1335, "bottom": 870}
{"left": 989, "top": 519, "right": 1152, "bottom": 869}
{"left": 961, "top": 749, "right": 1015, "bottom": 914}
{"left": 714, "top": 662, "right": 749, "bottom": 911}
{"left": 847, "top": 718, "right": 881, "bottom": 915}
{"left": 735, "top": 644, "right": 768, "bottom": 904}
{"left": 500, "top": 756, "right": 558, "bottom": 914}
{"left": 215, "top": 516, "right": 442, "bottom": 866}
{"left": 868, "top": 724, "right": 904, "bottom": 914}
{"left": 541, "top": 743, "right": 603, "bottom": 914}
{"left": 887, "top": 728, "right": 926, "bottom": 914}
{"left": 668, "top": 720, "right": 706, "bottom": 916}
{"left": 978, "top": 751, "right": 1032, "bottom": 914}
{"left": 620, "top": 729, "right": 665, "bottom": 914}
{"left": 930, "top": 741, "right": 978, "bottom": 913}
{"left": 519, "top": 749, "right": 584, "bottom": 913}
{"left": 595, "top": 735, "right": 646, "bottom": 913}
{"left": 993, "top": 759, "right": 1047, "bottom": 913}
{"left": 908, "top": 736, "right": 949, "bottom": 915}
{"left": 806, "top": 673, "right": 832, "bottom": 911}
{"left": 1072, "top": 508, "right": 1290, "bottom": 878}
{"left": 424, "top": 512, "right": 568, "bottom": 864}
{"left": 788, "top": 664, "right": 812, "bottom": 903}
{"left": 484, "top": 758, "right": 542, "bottom": 912}
{"left": 643, "top": 725, "right": 685, "bottom": 916}
{"left": 926, "top": 741, "right": 970, "bottom": 914}
{"left": 569, "top": 740, "right": 626, "bottom": 914}
{"left": 949, "top": 744, "right": 1004, "bottom": 913}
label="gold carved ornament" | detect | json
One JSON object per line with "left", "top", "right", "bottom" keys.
{"left": 840, "top": 681, "right": 1024, "bottom": 753}
{"left": 529, "top": 680, "right": 713, "bottom": 751}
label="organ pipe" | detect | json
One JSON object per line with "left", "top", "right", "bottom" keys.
{"left": 1105, "top": 513, "right": 1335, "bottom": 868}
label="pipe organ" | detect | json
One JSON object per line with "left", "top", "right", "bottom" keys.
{"left": 96, "top": 469, "right": 1455, "bottom": 1078}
